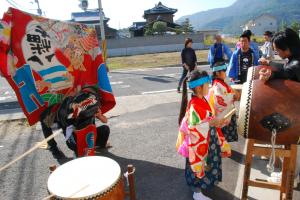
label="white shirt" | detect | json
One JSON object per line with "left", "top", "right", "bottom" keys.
{"left": 261, "top": 41, "right": 274, "bottom": 60}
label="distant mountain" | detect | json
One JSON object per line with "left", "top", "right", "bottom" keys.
{"left": 176, "top": 0, "right": 300, "bottom": 34}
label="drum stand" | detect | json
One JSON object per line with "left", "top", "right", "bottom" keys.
{"left": 241, "top": 139, "right": 297, "bottom": 200}
{"left": 125, "top": 164, "right": 136, "bottom": 200}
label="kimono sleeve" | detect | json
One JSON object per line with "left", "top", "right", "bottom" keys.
{"left": 187, "top": 104, "right": 212, "bottom": 178}
{"left": 188, "top": 104, "right": 212, "bottom": 139}
{"left": 213, "top": 83, "right": 234, "bottom": 111}
{"left": 211, "top": 83, "right": 235, "bottom": 123}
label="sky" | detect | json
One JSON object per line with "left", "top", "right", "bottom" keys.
{"left": 1, "top": 0, "right": 236, "bottom": 29}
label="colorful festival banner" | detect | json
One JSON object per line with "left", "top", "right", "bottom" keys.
{"left": 0, "top": 8, "right": 115, "bottom": 125}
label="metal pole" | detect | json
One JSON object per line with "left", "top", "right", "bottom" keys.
{"left": 97, "top": 0, "right": 108, "bottom": 66}
{"left": 35, "top": 0, "right": 42, "bottom": 16}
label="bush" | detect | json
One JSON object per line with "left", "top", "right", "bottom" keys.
{"left": 153, "top": 21, "right": 167, "bottom": 35}
{"left": 204, "top": 35, "right": 214, "bottom": 46}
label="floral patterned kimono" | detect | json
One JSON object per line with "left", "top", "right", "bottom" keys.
{"left": 207, "top": 78, "right": 238, "bottom": 142}
{"left": 176, "top": 95, "right": 231, "bottom": 190}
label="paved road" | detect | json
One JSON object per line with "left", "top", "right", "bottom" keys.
{"left": 0, "top": 66, "right": 299, "bottom": 200}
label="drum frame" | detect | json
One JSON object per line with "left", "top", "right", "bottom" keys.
{"left": 238, "top": 66, "right": 255, "bottom": 139}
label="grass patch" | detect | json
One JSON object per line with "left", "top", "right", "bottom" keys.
{"left": 107, "top": 50, "right": 209, "bottom": 70}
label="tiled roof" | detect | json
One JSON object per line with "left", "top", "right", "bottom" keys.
{"left": 129, "top": 22, "right": 147, "bottom": 30}
{"left": 144, "top": 2, "right": 177, "bottom": 15}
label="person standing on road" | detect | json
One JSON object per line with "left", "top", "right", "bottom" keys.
{"left": 208, "top": 35, "right": 232, "bottom": 67}
{"left": 259, "top": 31, "right": 275, "bottom": 62}
{"left": 177, "top": 38, "right": 197, "bottom": 93}
{"left": 259, "top": 28, "right": 300, "bottom": 187}
{"left": 176, "top": 70, "right": 231, "bottom": 200}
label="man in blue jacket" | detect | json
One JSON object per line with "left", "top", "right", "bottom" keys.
{"left": 235, "top": 30, "right": 260, "bottom": 59}
{"left": 227, "top": 33, "right": 259, "bottom": 83}
{"left": 208, "top": 35, "right": 232, "bottom": 67}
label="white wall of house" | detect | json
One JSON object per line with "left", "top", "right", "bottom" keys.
{"left": 242, "top": 15, "right": 278, "bottom": 36}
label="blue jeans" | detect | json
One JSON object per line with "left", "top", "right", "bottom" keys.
{"left": 178, "top": 68, "right": 188, "bottom": 89}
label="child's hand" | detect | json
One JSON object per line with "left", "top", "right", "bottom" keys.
{"left": 209, "top": 118, "right": 225, "bottom": 127}
{"left": 259, "top": 68, "right": 272, "bottom": 83}
{"left": 95, "top": 108, "right": 108, "bottom": 123}
{"left": 233, "top": 90, "right": 241, "bottom": 101}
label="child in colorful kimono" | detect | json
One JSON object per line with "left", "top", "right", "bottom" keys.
{"left": 176, "top": 70, "right": 231, "bottom": 200}
{"left": 208, "top": 62, "right": 238, "bottom": 142}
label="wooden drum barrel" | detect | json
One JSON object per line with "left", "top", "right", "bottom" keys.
{"left": 238, "top": 66, "right": 300, "bottom": 144}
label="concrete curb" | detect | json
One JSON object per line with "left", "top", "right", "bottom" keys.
{"left": 0, "top": 91, "right": 181, "bottom": 123}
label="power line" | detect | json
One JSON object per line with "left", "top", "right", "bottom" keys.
{"left": 5, "top": 0, "right": 35, "bottom": 12}
{"left": 6, "top": 0, "right": 19, "bottom": 9}
{"left": 9, "top": 0, "right": 23, "bottom": 8}
{"left": 6, "top": 0, "right": 43, "bottom": 16}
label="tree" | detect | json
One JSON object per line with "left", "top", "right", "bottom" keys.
{"left": 144, "top": 25, "right": 154, "bottom": 36}
{"left": 181, "top": 18, "right": 194, "bottom": 33}
{"left": 174, "top": 26, "right": 183, "bottom": 35}
{"left": 290, "top": 20, "right": 300, "bottom": 33}
{"left": 279, "top": 20, "right": 288, "bottom": 31}
{"left": 153, "top": 21, "right": 167, "bottom": 35}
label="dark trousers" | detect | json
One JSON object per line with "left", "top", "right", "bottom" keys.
{"left": 96, "top": 125, "right": 110, "bottom": 148}
{"left": 178, "top": 68, "right": 188, "bottom": 88}
{"left": 40, "top": 108, "right": 57, "bottom": 148}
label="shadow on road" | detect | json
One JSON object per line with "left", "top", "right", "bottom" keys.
{"left": 96, "top": 151, "right": 240, "bottom": 200}
{"left": 143, "top": 76, "right": 175, "bottom": 83}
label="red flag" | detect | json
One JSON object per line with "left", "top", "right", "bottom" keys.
{"left": 0, "top": 8, "right": 115, "bottom": 125}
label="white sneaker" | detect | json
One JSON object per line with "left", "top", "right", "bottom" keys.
{"left": 193, "top": 192, "right": 212, "bottom": 200}
{"left": 268, "top": 172, "right": 299, "bottom": 188}
{"left": 268, "top": 172, "right": 282, "bottom": 183}
{"left": 294, "top": 175, "right": 299, "bottom": 188}
{"left": 271, "top": 172, "right": 282, "bottom": 178}
{"left": 267, "top": 176, "right": 281, "bottom": 183}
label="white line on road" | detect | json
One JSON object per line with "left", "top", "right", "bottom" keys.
{"left": 110, "top": 81, "right": 123, "bottom": 85}
{"left": 0, "top": 145, "right": 3, "bottom": 148}
{"left": 162, "top": 73, "right": 181, "bottom": 77}
{"left": 120, "top": 85, "right": 131, "bottom": 88}
{"left": 112, "top": 67, "right": 165, "bottom": 73}
{"left": 142, "top": 89, "right": 177, "bottom": 95}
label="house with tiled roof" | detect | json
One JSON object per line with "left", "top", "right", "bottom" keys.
{"left": 129, "top": 2, "right": 181, "bottom": 37}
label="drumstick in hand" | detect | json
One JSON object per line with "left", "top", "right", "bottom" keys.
{"left": 223, "top": 108, "right": 237, "bottom": 120}
{"left": 0, "top": 130, "right": 61, "bottom": 172}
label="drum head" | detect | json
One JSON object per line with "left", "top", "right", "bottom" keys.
{"left": 48, "top": 156, "right": 121, "bottom": 199}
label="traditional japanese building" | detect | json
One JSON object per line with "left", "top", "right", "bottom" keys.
{"left": 129, "top": 2, "right": 180, "bottom": 37}
{"left": 71, "top": 10, "right": 117, "bottom": 39}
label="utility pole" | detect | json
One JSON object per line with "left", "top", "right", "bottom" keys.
{"left": 78, "top": 0, "right": 108, "bottom": 69}
{"left": 35, "top": 0, "right": 42, "bottom": 16}
{"left": 97, "top": 0, "right": 108, "bottom": 66}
